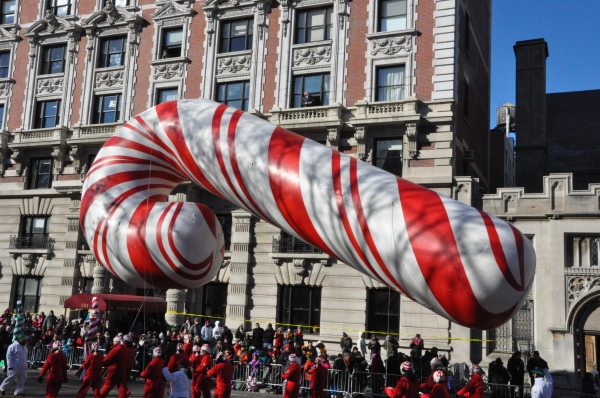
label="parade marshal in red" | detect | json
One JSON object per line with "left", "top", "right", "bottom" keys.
{"left": 192, "top": 344, "right": 213, "bottom": 398}
{"left": 282, "top": 353, "right": 302, "bottom": 398}
{"left": 309, "top": 357, "right": 328, "bottom": 398}
{"left": 207, "top": 352, "right": 233, "bottom": 398}
{"left": 140, "top": 346, "right": 165, "bottom": 398}
{"left": 38, "top": 341, "right": 68, "bottom": 398}
{"left": 100, "top": 336, "right": 126, "bottom": 398}
{"left": 75, "top": 342, "right": 105, "bottom": 398}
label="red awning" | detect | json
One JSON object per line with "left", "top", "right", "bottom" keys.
{"left": 64, "top": 293, "right": 167, "bottom": 313}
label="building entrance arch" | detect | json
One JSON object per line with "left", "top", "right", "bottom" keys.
{"left": 570, "top": 290, "right": 600, "bottom": 378}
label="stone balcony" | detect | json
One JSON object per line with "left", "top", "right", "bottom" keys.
{"left": 268, "top": 103, "right": 345, "bottom": 131}
{"left": 352, "top": 97, "right": 421, "bottom": 126}
{"left": 11, "top": 125, "right": 69, "bottom": 148}
{"left": 69, "top": 122, "right": 123, "bottom": 145}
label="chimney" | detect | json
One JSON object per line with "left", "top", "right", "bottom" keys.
{"left": 513, "top": 39, "right": 549, "bottom": 192}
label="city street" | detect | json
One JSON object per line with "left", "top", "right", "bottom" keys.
{"left": 0, "top": 370, "right": 275, "bottom": 398}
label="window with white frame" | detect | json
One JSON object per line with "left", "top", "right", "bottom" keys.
{"left": 295, "top": 8, "right": 333, "bottom": 44}
{"left": 34, "top": 99, "right": 61, "bottom": 128}
{"left": 216, "top": 81, "right": 250, "bottom": 111}
{"left": 160, "top": 28, "right": 183, "bottom": 58}
{"left": 373, "top": 138, "right": 402, "bottom": 176}
{"left": 0, "top": 0, "right": 15, "bottom": 24}
{"left": 292, "top": 73, "right": 330, "bottom": 108}
{"left": 46, "top": 0, "right": 71, "bottom": 17}
{"left": 0, "top": 51, "right": 9, "bottom": 78}
{"left": 378, "top": 0, "right": 407, "bottom": 32}
{"left": 93, "top": 93, "right": 122, "bottom": 124}
{"left": 97, "top": 36, "right": 127, "bottom": 68}
{"left": 156, "top": 88, "right": 178, "bottom": 105}
{"left": 40, "top": 45, "right": 67, "bottom": 75}
{"left": 376, "top": 66, "right": 405, "bottom": 101}
{"left": 219, "top": 18, "right": 253, "bottom": 53}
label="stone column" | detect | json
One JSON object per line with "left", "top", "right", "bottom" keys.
{"left": 91, "top": 262, "right": 108, "bottom": 294}
{"left": 225, "top": 210, "right": 253, "bottom": 328}
{"left": 165, "top": 289, "right": 187, "bottom": 327}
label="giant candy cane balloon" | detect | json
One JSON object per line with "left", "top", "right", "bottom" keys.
{"left": 81, "top": 99, "right": 535, "bottom": 329}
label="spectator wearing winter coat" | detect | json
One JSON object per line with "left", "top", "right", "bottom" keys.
{"left": 213, "top": 320, "right": 223, "bottom": 342}
{"left": 201, "top": 321, "right": 213, "bottom": 342}
{"left": 358, "top": 332, "right": 367, "bottom": 358}
{"left": 252, "top": 323, "right": 264, "bottom": 350}
{"left": 410, "top": 334, "right": 424, "bottom": 358}
{"left": 527, "top": 351, "right": 548, "bottom": 383}
{"left": 507, "top": 351, "right": 525, "bottom": 391}
{"left": 43, "top": 310, "right": 58, "bottom": 330}
{"left": 340, "top": 332, "right": 352, "bottom": 353}
{"left": 189, "top": 318, "right": 202, "bottom": 339}
{"left": 383, "top": 335, "right": 399, "bottom": 358}
{"left": 235, "top": 325, "right": 245, "bottom": 341}
{"left": 222, "top": 326, "right": 233, "bottom": 344}
{"left": 181, "top": 317, "right": 192, "bottom": 334}
{"left": 368, "top": 335, "right": 381, "bottom": 356}
{"left": 275, "top": 328, "right": 284, "bottom": 349}
{"left": 263, "top": 323, "right": 275, "bottom": 348}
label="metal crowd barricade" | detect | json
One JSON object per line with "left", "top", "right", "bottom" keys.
{"left": 479, "top": 382, "right": 532, "bottom": 398}
{"left": 68, "top": 347, "right": 85, "bottom": 371}
{"left": 27, "top": 343, "right": 50, "bottom": 368}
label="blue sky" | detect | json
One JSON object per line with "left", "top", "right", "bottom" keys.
{"left": 490, "top": 0, "right": 600, "bottom": 126}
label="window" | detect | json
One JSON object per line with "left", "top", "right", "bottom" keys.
{"left": 40, "top": 45, "right": 66, "bottom": 75}
{"left": 13, "top": 277, "right": 42, "bottom": 313}
{"left": 201, "top": 282, "right": 228, "bottom": 324}
{"left": 463, "top": 81, "right": 469, "bottom": 119}
{"left": 0, "top": 51, "right": 9, "bottom": 78}
{"left": 157, "top": 88, "right": 178, "bottom": 105}
{"left": 93, "top": 94, "right": 122, "bottom": 124}
{"left": 19, "top": 215, "right": 50, "bottom": 245}
{"left": 0, "top": 104, "right": 4, "bottom": 128}
{"left": 366, "top": 288, "right": 400, "bottom": 335}
{"left": 161, "top": 28, "right": 183, "bottom": 58}
{"left": 569, "top": 236, "right": 600, "bottom": 267}
{"left": 82, "top": 277, "right": 94, "bottom": 294}
{"left": 98, "top": 36, "right": 127, "bottom": 68}
{"left": 29, "top": 159, "right": 53, "bottom": 189}
{"left": 373, "top": 138, "right": 402, "bottom": 176}
{"left": 219, "top": 19, "right": 253, "bottom": 53}
{"left": 464, "top": 12, "right": 470, "bottom": 52}
{"left": 487, "top": 300, "right": 533, "bottom": 355}
{"left": 296, "top": 8, "right": 332, "bottom": 44}
{"left": 292, "top": 73, "right": 330, "bottom": 108}
{"left": 47, "top": 0, "right": 71, "bottom": 16}
{"left": 216, "top": 81, "right": 250, "bottom": 111}
{"left": 0, "top": 0, "right": 15, "bottom": 24}
{"left": 273, "top": 231, "right": 322, "bottom": 254}
{"left": 378, "top": 0, "right": 407, "bottom": 32}
{"left": 377, "top": 66, "right": 405, "bottom": 101}
{"left": 278, "top": 285, "right": 321, "bottom": 333}
{"left": 35, "top": 100, "right": 61, "bottom": 128}
{"left": 105, "top": 0, "right": 129, "bottom": 5}
{"left": 216, "top": 213, "right": 232, "bottom": 251}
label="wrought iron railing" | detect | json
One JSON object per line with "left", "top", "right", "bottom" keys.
{"left": 272, "top": 236, "right": 322, "bottom": 254}
{"left": 9, "top": 236, "right": 55, "bottom": 250}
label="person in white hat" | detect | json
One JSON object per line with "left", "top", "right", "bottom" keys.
{"left": 384, "top": 361, "right": 419, "bottom": 398}
{"left": 420, "top": 357, "right": 445, "bottom": 394}
{"left": 141, "top": 346, "right": 165, "bottom": 398}
{"left": 75, "top": 342, "right": 104, "bottom": 398}
{"left": 100, "top": 336, "right": 126, "bottom": 398}
{"left": 428, "top": 370, "right": 449, "bottom": 398}
{"left": 168, "top": 343, "right": 188, "bottom": 374}
{"left": 282, "top": 353, "right": 302, "bottom": 398}
{"left": 38, "top": 341, "right": 68, "bottom": 398}
{"left": 457, "top": 364, "right": 484, "bottom": 398}
{"left": 193, "top": 344, "right": 213, "bottom": 398}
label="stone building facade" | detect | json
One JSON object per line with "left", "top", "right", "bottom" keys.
{"left": 0, "top": 0, "right": 497, "bottom": 369}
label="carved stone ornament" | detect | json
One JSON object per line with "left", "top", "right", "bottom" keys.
{"left": 327, "top": 127, "right": 339, "bottom": 151}
{"left": 294, "top": 46, "right": 331, "bottom": 66}
{"left": 371, "top": 34, "right": 412, "bottom": 56}
{"left": 95, "top": 70, "right": 124, "bottom": 88}
{"left": 0, "top": 81, "right": 12, "bottom": 96}
{"left": 405, "top": 122, "right": 418, "bottom": 158}
{"left": 217, "top": 55, "right": 251, "bottom": 75}
{"left": 152, "top": 0, "right": 195, "bottom": 22}
{"left": 152, "top": 61, "right": 185, "bottom": 80}
{"left": 10, "top": 148, "right": 23, "bottom": 176}
{"left": 52, "top": 144, "right": 67, "bottom": 174}
{"left": 37, "top": 77, "right": 64, "bottom": 94}
{"left": 354, "top": 126, "right": 366, "bottom": 160}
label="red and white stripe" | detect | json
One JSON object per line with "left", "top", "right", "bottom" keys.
{"left": 81, "top": 99, "right": 535, "bottom": 329}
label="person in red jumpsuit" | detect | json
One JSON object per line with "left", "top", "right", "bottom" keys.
{"left": 428, "top": 370, "right": 449, "bottom": 398}
{"left": 421, "top": 357, "right": 445, "bottom": 395}
{"left": 75, "top": 342, "right": 105, "bottom": 398}
{"left": 38, "top": 341, "right": 68, "bottom": 398}
{"left": 282, "top": 353, "right": 302, "bottom": 398}
{"left": 193, "top": 344, "right": 213, "bottom": 398}
{"left": 184, "top": 334, "right": 193, "bottom": 356}
{"left": 457, "top": 364, "right": 485, "bottom": 398}
{"left": 385, "top": 361, "right": 420, "bottom": 398}
{"left": 190, "top": 344, "right": 203, "bottom": 397}
{"left": 100, "top": 336, "right": 126, "bottom": 398}
{"left": 119, "top": 334, "right": 135, "bottom": 398}
{"left": 309, "top": 357, "right": 328, "bottom": 398}
{"left": 208, "top": 351, "right": 233, "bottom": 398}
{"left": 168, "top": 343, "right": 188, "bottom": 373}
{"left": 140, "top": 346, "right": 165, "bottom": 398}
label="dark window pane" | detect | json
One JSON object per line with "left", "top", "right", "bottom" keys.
{"left": 201, "top": 282, "right": 228, "bottom": 324}
{"left": 158, "top": 88, "right": 178, "bottom": 104}
{"left": 215, "top": 81, "right": 249, "bottom": 111}
{"left": 2, "top": 0, "right": 15, "bottom": 24}
{"left": 216, "top": 214, "right": 232, "bottom": 251}
{"left": 109, "top": 39, "right": 123, "bottom": 53}
{"left": 374, "top": 138, "right": 403, "bottom": 176}
{"left": 229, "top": 37, "right": 246, "bottom": 52}
{"left": 367, "top": 288, "right": 400, "bottom": 335}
